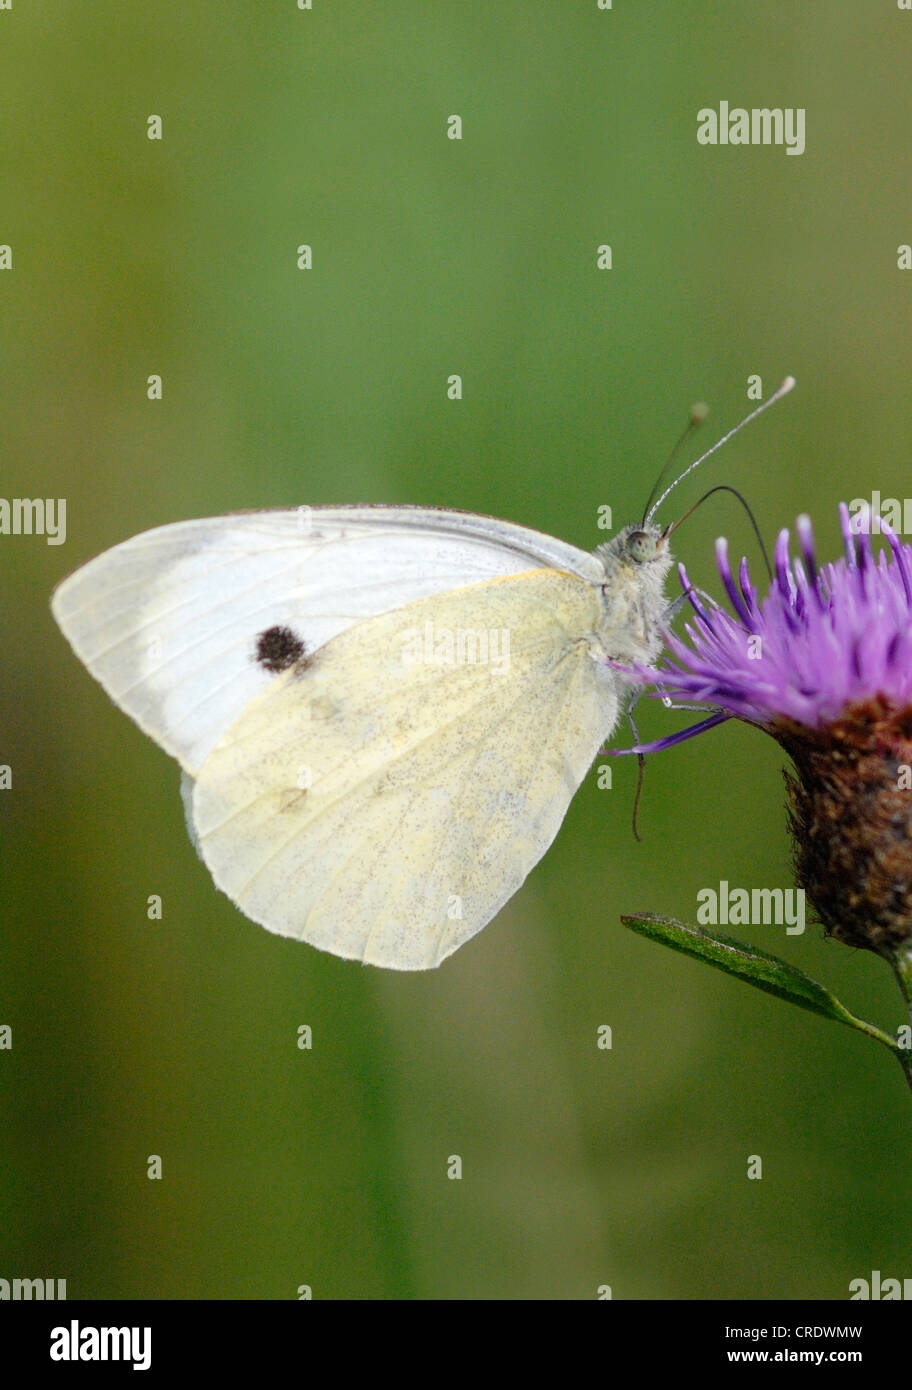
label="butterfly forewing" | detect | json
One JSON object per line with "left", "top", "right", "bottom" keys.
{"left": 51, "top": 507, "right": 601, "bottom": 774}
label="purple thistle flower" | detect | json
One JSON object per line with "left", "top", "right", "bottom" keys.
{"left": 635, "top": 503, "right": 912, "bottom": 959}
{"left": 646, "top": 502, "right": 912, "bottom": 734}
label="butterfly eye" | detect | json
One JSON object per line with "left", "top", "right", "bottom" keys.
{"left": 626, "top": 530, "right": 657, "bottom": 563}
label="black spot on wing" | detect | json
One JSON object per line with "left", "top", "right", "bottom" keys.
{"left": 255, "top": 624, "right": 307, "bottom": 673}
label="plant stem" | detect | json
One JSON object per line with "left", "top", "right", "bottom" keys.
{"left": 891, "top": 946, "right": 912, "bottom": 1019}
{"left": 897, "top": 1051, "right": 912, "bottom": 1099}
{"left": 886, "top": 945, "right": 912, "bottom": 1097}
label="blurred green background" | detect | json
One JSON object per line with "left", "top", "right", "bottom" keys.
{"left": 3, "top": 0, "right": 912, "bottom": 1300}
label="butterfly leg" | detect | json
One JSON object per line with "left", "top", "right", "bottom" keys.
{"left": 656, "top": 692, "right": 719, "bottom": 714}
{"left": 661, "top": 584, "right": 720, "bottom": 625}
{"left": 625, "top": 698, "right": 647, "bottom": 843}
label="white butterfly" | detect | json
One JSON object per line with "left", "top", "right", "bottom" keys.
{"left": 51, "top": 506, "right": 671, "bottom": 969}
{"left": 50, "top": 384, "right": 793, "bottom": 970}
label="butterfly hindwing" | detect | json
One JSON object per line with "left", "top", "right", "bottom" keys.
{"left": 187, "top": 569, "right": 618, "bottom": 969}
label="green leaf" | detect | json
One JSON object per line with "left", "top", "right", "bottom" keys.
{"left": 620, "top": 913, "right": 900, "bottom": 1056}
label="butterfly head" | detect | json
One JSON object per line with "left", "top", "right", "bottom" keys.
{"left": 595, "top": 520, "right": 671, "bottom": 577}
{"left": 623, "top": 525, "right": 668, "bottom": 566}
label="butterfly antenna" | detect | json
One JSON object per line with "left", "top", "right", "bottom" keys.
{"left": 663, "top": 483, "right": 774, "bottom": 581}
{"left": 645, "top": 376, "right": 795, "bottom": 526}
{"left": 640, "top": 401, "right": 710, "bottom": 526}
